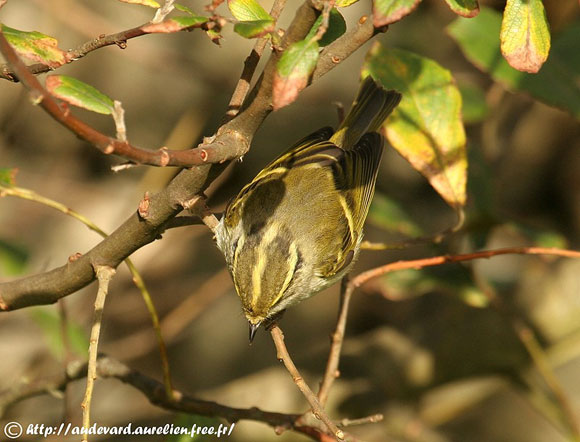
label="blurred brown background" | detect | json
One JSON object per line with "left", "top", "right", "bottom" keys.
{"left": 0, "top": 0, "right": 579, "bottom": 441}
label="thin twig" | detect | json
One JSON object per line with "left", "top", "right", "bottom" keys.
{"left": 0, "top": 30, "right": 214, "bottom": 167}
{"left": 270, "top": 325, "right": 346, "bottom": 441}
{"left": 81, "top": 265, "right": 115, "bottom": 442}
{"left": 352, "top": 247, "right": 580, "bottom": 289}
{"left": 224, "top": 0, "right": 288, "bottom": 121}
{"left": 317, "top": 276, "right": 352, "bottom": 406}
{"left": 152, "top": 0, "right": 175, "bottom": 24}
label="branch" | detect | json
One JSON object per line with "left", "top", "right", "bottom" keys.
{"left": 317, "top": 277, "right": 353, "bottom": 407}
{"left": 270, "top": 325, "right": 346, "bottom": 441}
{"left": 81, "top": 266, "right": 115, "bottom": 442}
{"left": 0, "top": 0, "right": 385, "bottom": 310}
{"left": 352, "top": 247, "right": 580, "bottom": 289}
{"left": 0, "top": 355, "right": 340, "bottom": 441}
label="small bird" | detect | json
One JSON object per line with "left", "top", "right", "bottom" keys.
{"left": 215, "top": 76, "right": 402, "bottom": 342}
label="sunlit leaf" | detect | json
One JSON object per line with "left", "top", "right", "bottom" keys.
{"left": 336, "top": 0, "right": 359, "bottom": 6}
{"left": 447, "top": 8, "right": 580, "bottom": 118}
{"left": 0, "top": 24, "right": 65, "bottom": 68}
{"left": 363, "top": 43, "right": 467, "bottom": 208}
{"left": 368, "top": 192, "right": 423, "bottom": 237}
{"left": 228, "top": 0, "right": 273, "bottom": 21}
{"left": 272, "top": 39, "right": 319, "bottom": 110}
{"left": 141, "top": 15, "right": 208, "bottom": 33}
{"left": 373, "top": 0, "right": 422, "bottom": 27}
{"left": 46, "top": 75, "right": 114, "bottom": 115}
{"left": 234, "top": 19, "right": 274, "bottom": 38}
{"left": 442, "top": 0, "right": 479, "bottom": 18}
{"left": 305, "top": 8, "right": 346, "bottom": 46}
{"left": 500, "top": 0, "right": 550, "bottom": 73}
{"left": 118, "top": 0, "right": 160, "bottom": 7}
{"left": 28, "top": 307, "right": 89, "bottom": 359}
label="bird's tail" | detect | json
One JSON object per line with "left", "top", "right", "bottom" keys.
{"left": 331, "top": 76, "right": 401, "bottom": 150}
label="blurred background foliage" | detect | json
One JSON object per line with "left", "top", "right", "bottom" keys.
{"left": 0, "top": 0, "right": 579, "bottom": 441}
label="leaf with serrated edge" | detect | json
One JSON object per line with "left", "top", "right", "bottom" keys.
{"left": 443, "top": 0, "right": 479, "bottom": 18}
{"left": 500, "top": 0, "right": 550, "bottom": 73}
{"left": 141, "top": 15, "right": 208, "bottom": 33}
{"left": 118, "top": 0, "right": 160, "bottom": 7}
{"left": 305, "top": 8, "right": 346, "bottom": 46}
{"left": 363, "top": 43, "right": 467, "bottom": 208}
{"left": 273, "top": 39, "right": 319, "bottom": 110}
{"left": 46, "top": 75, "right": 114, "bottom": 115}
{"left": 234, "top": 20, "right": 274, "bottom": 38}
{"left": 1, "top": 24, "right": 65, "bottom": 68}
{"left": 447, "top": 8, "right": 580, "bottom": 118}
{"left": 228, "top": 0, "right": 272, "bottom": 21}
{"left": 373, "top": 0, "right": 422, "bottom": 27}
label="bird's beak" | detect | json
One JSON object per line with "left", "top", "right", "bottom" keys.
{"left": 249, "top": 321, "right": 262, "bottom": 344}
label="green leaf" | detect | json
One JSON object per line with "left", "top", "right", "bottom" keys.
{"left": 118, "top": 0, "right": 160, "bottom": 7}
{"left": 368, "top": 192, "right": 423, "bottom": 237}
{"left": 363, "top": 44, "right": 467, "bottom": 208}
{"left": 500, "top": 0, "right": 550, "bottom": 73}
{"left": 141, "top": 15, "right": 209, "bottom": 33}
{"left": 272, "top": 39, "right": 320, "bottom": 110}
{"left": 336, "top": 0, "right": 360, "bottom": 6}
{"left": 28, "top": 307, "right": 89, "bottom": 359}
{"left": 373, "top": 0, "right": 422, "bottom": 27}
{"left": 234, "top": 19, "right": 275, "bottom": 38}
{"left": 228, "top": 0, "right": 273, "bottom": 21}
{"left": 447, "top": 8, "right": 580, "bottom": 118}
{"left": 442, "top": 0, "right": 479, "bottom": 18}
{"left": 0, "top": 24, "right": 65, "bottom": 68}
{"left": 304, "top": 8, "right": 346, "bottom": 46}
{"left": 458, "top": 81, "right": 489, "bottom": 123}
{"left": 174, "top": 3, "right": 196, "bottom": 15}
{"left": 46, "top": 75, "right": 114, "bottom": 115}
{"left": 0, "top": 167, "right": 17, "bottom": 186}
{"left": 0, "top": 239, "right": 28, "bottom": 277}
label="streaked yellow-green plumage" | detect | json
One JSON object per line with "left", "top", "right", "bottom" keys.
{"left": 215, "top": 76, "right": 402, "bottom": 340}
